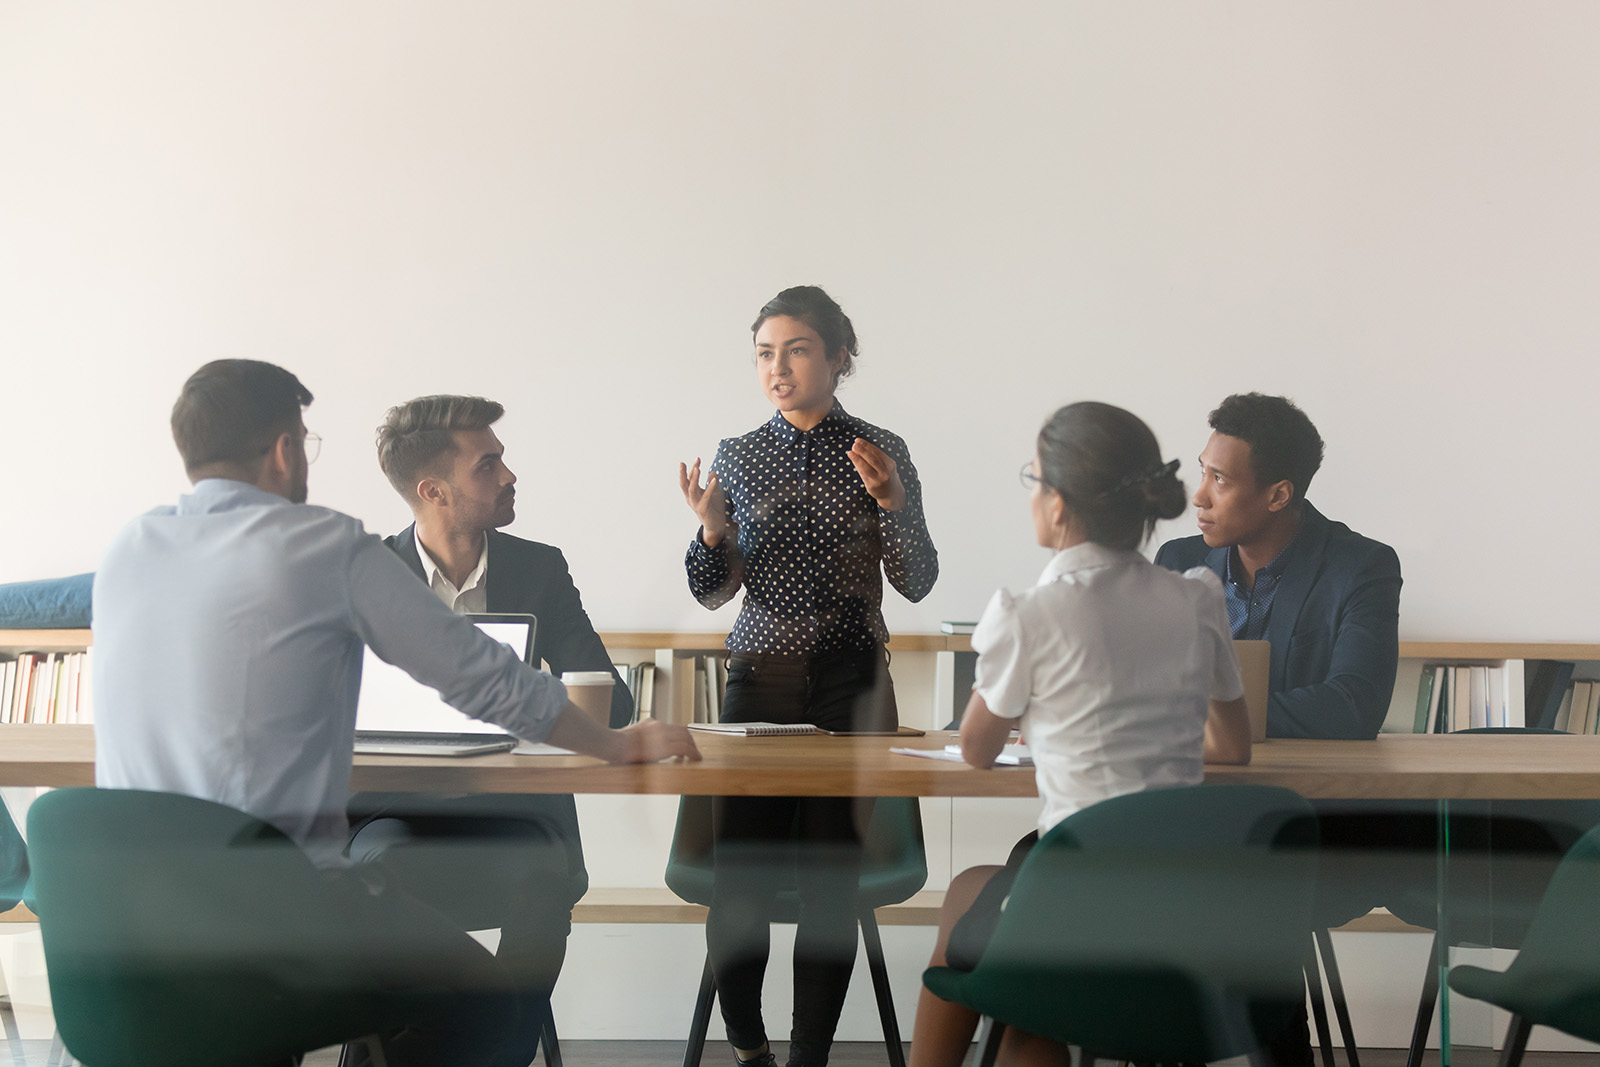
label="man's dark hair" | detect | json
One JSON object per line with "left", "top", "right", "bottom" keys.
{"left": 171, "top": 360, "right": 313, "bottom": 475}
{"left": 1208, "top": 392, "right": 1324, "bottom": 505}
{"left": 375, "top": 395, "right": 505, "bottom": 500}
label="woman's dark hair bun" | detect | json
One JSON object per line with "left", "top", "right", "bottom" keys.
{"left": 1140, "top": 465, "right": 1188, "bottom": 522}
{"left": 1036, "top": 401, "right": 1187, "bottom": 551}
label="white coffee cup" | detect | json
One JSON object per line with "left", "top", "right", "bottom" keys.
{"left": 562, "top": 671, "right": 616, "bottom": 726}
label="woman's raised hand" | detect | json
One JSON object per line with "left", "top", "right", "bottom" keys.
{"left": 678, "top": 458, "right": 728, "bottom": 547}
{"left": 848, "top": 438, "right": 906, "bottom": 511}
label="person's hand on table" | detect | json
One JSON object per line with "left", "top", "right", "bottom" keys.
{"left": 545, "top": 704, "right": 702, "bottom": 763}
{"left": 678, "top": 457, "right": 730, "bottom": 548}
{"left": 611, "top": 719, "right": 702, "bottom": 764}
{"left": 847, "top": 438, "right": 905, "bottom": 512}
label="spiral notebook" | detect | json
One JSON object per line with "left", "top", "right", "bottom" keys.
{"left": 688, "top": 723, "right": 926, "bottom": 737}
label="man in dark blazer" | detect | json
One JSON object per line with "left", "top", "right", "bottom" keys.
{"left": 350, "top": 393, "right": 633, "bottom": 1063}
{"left": 1155, "top": 393, "right": 1402, "bottom": 740}
{"left": 1157, "top": 393, "right": 1405, "bottom": 1067}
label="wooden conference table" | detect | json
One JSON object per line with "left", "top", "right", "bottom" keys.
{"left": 5, "top": 724, "right": 1600, "bottom": 798}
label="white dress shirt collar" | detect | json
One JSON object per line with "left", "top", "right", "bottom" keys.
{"left": 414, "top": 526, "right": 489, "bottom": 614}
{"left": 1035, "top": 541, "right": 1138, "bottom": 586}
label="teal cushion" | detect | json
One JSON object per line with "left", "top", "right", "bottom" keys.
{"left": 0, "top": 574, "right": 93, "bottom": 628}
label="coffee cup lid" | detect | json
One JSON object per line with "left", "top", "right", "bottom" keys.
{"left": 561, "top": 671, "right": 616, "bottom": 686}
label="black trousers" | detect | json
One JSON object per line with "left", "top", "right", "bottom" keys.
{"left": 320, "top": 867, "right": 522, "bottom": 1067}
{"left": 706, "top": 646, "right": 896, "bottom": 1067}
{"left": 347, "top": 793, "right": 579, "bottom": 1066}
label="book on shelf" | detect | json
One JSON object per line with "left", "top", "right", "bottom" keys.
{"left": 1528, "top": 661, "right": 1577, "bottom": 730}
{"left": 940, "top": 621, "right": 977, "bottom": 635}
{"left": 624, "top": 662, "right": 657, "bottom": 722}
{"left": 1559, "top": 681, "right": 1600, "bottom": 735}
{"left": 688, "top": 653, "right": 728, "bottom": 724}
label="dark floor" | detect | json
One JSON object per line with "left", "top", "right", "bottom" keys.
{"left": 1, "top": 1041, "right": 1595, "bottom": 1067}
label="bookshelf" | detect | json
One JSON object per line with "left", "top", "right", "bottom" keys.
{"left": 0, "top": 629, "right": 974, "bottom": 730}
{"left": 7, "top": 630, "right": 1599, "bottom": 731}
{"left": 1386, "top": 643, "right": 1600, "bottom": 734}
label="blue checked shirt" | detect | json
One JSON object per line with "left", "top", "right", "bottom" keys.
{"left": 1223, "top": 538, "right": 1298, "bottom": 640}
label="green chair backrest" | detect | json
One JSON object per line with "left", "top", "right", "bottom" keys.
{"left": 1498, "top": 820, "right": 1600, "bottom": 981}
{"left": 924, "top": 783, "right": 1316, "bottom": 1065}
{"left": 0, "top": 800, "right": 26, "bottom": 913}
{"left": 27, "top": 787, "right": 397, "bottom": 1067}
{"left": 1446, "top": 821, "right": 1600, "bottom": 1044}
{"left": 665, "top": 795, "right": 927, "bottom": 913}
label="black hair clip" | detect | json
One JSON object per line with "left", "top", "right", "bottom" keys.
{"left": 1102, "top": 458, "right": 1180, "bottom": 498}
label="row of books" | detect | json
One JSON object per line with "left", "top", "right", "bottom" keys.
{"left": 2, "top": 652, "right": 94, "bottom": 725}
{"left": 618, "top": 655, "right": 730, "bottom": 724}
{"left": 1413, "top": 663, "right": 1526, "bottom": 732}
{"left": 1411, "top": 660, "right": 1598, "bottom": 734}
{"left": 1553, "top": 681, "right": 1600, "bottom": 735}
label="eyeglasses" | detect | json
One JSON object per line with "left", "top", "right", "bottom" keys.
{"left": 1018, "top": 462, "right": 1041, "bottom": 490}
{"left": 257, "top": 430, "right": 322, "bottom": 464}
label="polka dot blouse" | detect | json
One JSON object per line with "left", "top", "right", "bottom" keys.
{"left": 685, "top": 403, "right": 939, "bottom": 655}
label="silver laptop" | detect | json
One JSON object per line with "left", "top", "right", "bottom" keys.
{"left": 354, "top": 613, "right": 537, "bottom": 756}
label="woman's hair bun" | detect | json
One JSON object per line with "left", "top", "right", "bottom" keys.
{"left": 1140, "top": 464, "right": 1188, "bottom": 521}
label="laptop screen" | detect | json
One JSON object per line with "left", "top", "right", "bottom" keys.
{"left": 355, "top": 613, "right": 537, "bottom": 735}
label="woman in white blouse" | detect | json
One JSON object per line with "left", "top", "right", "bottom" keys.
{"left": 908, "top": 401, "right": 1253, "bottom": 1067}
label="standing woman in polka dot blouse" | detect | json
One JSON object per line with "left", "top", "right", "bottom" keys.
{"left": 677, "top": 285, "right": 939, "bottom": 1067}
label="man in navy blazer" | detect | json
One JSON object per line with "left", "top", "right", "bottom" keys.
{"left": 350, "top": 394, "right": 632, "bottom": 1063}
{"left": 1155, "top": 393, "right": 1402, "bottom": 740}
{"left": 1158, "top": 393, "right": 1404, "bottom": 1067}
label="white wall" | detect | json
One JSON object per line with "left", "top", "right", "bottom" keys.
{"left": 2, "top": 2, "right": 1597, "bottom": 641}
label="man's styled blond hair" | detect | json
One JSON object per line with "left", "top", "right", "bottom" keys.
{"left": 375, "top": 395, "right": 504, "bottom": 500}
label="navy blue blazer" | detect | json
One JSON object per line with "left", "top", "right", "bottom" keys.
{"left": 367, "top": 525, "right": 633, "bottom": 905}
{"left": 1154, "top": 502, "right": 1402, "bottom": 740}
{"left": 384, "top": 525, "right": 633, "bottom": 728}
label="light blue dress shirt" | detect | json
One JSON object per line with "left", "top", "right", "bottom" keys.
{"left": 92, "top": 479, "right": 569, "bottom": 866}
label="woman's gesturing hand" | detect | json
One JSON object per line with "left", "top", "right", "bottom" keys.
{"left": 848, "top": 438, "right": 906, "bottom": 511}
{"left": 678, "top": 458, "right": 728, "bottom": 547}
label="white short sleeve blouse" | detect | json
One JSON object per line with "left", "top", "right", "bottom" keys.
{"left": 971, "top": 541, "right": 1244, "bottom": 837}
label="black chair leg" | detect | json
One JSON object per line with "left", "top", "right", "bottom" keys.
{"left": 858, "top": 908, "right": 907, "bottom": 1067}
{"left": 682, "top": 954, "right": 718, "bottom": 1067}
{"left": 974, "top": 1017, "right": 1004, "bottom": 1067}
{"left": 537, "top": 998, "right": 563, "bottom": 1067}
{"left": 1315, "top": 926, "right": 1361, "bottom": 1067}
{"left": 1497, "top": 1015, "right": 1533, "bottom": 1067}
{"left": 1305, "top": 943, "right": 1336, "bottom": 1067}
{"left": 1404, "top": 932, "right": 1442, "bottom": 1067}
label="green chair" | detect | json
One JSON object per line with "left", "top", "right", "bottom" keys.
{"left": 1448, "top": 819, "right": 1600, "bottom": 1066}
{"left": 1382, "top": 729, "right": 1600, "bottom": 1067}
{"left": 665, "top": 795, "right": 927, "bottom": 1067}
{"left": 26, "top": 787, "right": 414, "bottom": 1067}
{"left": 1, "top": 800, "right": 30, "bottom": 1061}
{"left": 922, "top": 784, "right": 1317, "bottom": 1067}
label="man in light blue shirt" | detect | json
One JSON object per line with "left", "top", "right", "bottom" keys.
{"left": 93, "top": 358, "right": 698, "bottom": 1067}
